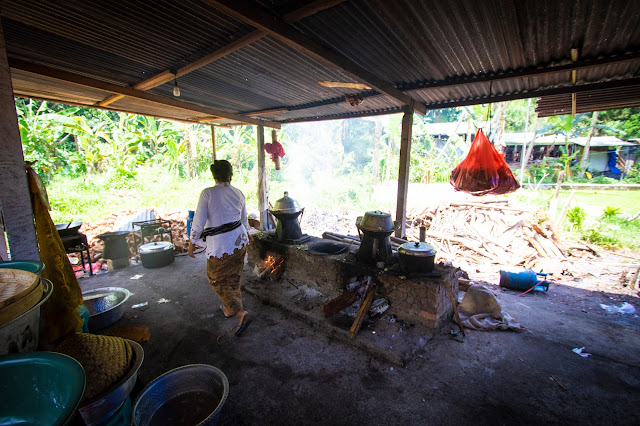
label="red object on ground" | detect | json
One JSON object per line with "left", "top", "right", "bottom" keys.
{"left": 450, "top": 129, "right": 520, "bottom": 196}
{"left": 264, "top": 141, "right": 286, "bottom": 163}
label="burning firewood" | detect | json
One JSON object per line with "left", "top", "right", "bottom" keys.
{"left": 256, "top": 253, "right": 285, "bottom": 280}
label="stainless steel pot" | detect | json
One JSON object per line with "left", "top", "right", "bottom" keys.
{"left": 398, "top": 242, "right": 436, "bottom": 274}
{"left": 138, "top": 242, "right": 174, "bottom": 268}
{"left": 82, "top": 287, "right": 131, "bottom": 332}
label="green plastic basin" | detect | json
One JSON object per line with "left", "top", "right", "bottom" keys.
{"left": 0, "top": 352, "right": 86, "bottom": 425}
{"left": 0, "top": 260, "right": 45, "bottom": 274}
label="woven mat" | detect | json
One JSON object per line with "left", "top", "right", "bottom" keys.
{"left": 0, "top": 269, "right": 39, "bottom": 309}
{"left": 55, "top": 332, "right": 133, "bottom": 400}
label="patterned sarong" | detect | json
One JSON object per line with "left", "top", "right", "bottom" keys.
{"left": 206, "top": 246, "right": 246, "bottom": 315}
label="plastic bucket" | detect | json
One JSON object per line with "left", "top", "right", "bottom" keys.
{"left": 499, "top": 269, "right": 549, "bottom": 292}
{"left": 0, "top": 279, "right": 53, "bottom": 355}
{"left": 133, "top": 364, "right": 229, "bottom": 426}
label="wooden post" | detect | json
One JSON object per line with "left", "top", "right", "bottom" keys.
{"left": 0, "top": 18, "right": 39, "bottom": 260}
{"left": 395, "top": 107, "right": 413, "bottom": 238}
{"left": 257, "top": 125, "right": 269, "bottom": 230}
{"left": 210, "top": 124, "right": 217, "bottom": 161}
{"left": 271, "top": 129, "right": 280, "bottom": 170}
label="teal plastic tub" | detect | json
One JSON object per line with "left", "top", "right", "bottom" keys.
{"left": 0, "top": 352, "right": 86, "bottom": 425}
{"left": 0, "top": 260, "right": 45, "bottom": 274}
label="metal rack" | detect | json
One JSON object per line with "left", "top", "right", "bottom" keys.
{"left": 60, "top": 233, "right": 93, "bottom": 276}
{"left": 132, "top": 219, "right": 174, "bottom": 256}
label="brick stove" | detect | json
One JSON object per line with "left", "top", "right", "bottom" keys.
{"left": 247, "top": 231, "right": 461, "bottom": 330}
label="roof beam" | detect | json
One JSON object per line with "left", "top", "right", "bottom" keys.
{"left": 203, "top": 0, "right": 427, "bottom": 115}
{"left": 95, "top": 0, "right": 348, "bottom": 107}
{"left": 10, "top": 58, "right": 281, "bottom": 129}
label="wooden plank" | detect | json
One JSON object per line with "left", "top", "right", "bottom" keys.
{"left": 97, "top": 94, "right": 125, "bottom": 107}
{"left": 0, "top": 19, "right": 39, "bottom": 261}
{"left": 349, "top": 283, "right": 375, "bottom": 339}
{"left": 395, "top": 108, "right": 413, "bottom": 238}
{"left": 10, "top": 58, "right": 281, "bottom": 129}
{"left": 317, "top": 80, "right": 371, "bottom": 90}
{"left": 281, "top": 0, "right": 348, "bottom": 23}
{"left": 204, "top": 0, "right": 427, "bottom": 115}
{"left": 17, "top": 93, "right": 218, "bottom": 125}
{"left": 257, "top": 125, "right": 270, "bottom": 230}
{"left": 211, "top": 125, "right": 217, "bottom": 161}
{"left": 246, "top": 108, "right": 289, "bottom": 117}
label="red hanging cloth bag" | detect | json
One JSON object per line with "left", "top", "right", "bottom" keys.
{"left": 450, "top": 129, "right": 520, "bottom": 196}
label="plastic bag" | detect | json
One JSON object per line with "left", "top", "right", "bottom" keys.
{"left": 450, "top": 129, "right": 520, "bottom": 196}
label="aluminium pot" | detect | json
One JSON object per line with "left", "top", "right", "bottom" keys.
{"left": 269, "top": 191, "right": 302, "bottom": 215}
{"left": 398, "top": 242, "right": 436, "bottom": 274}
{"left": 138, "top": 242, "right": 174, "bottom": 269}
{"left": 357, "top": 211, "right": 396, "bottom": 233}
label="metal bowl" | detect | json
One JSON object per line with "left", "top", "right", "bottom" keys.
{"left": 82, "top": 287, "right": 131, "bottom": 332}
{"left": 133, "top": 364, "right": 229, "bottom": 426}
{"left": 79, "top": 340, "right": 143, "bottom": 425}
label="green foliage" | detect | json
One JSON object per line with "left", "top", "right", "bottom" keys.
{"left": 582, "top": 227, "right": 621, "bottom": 248}
{"left": 602, "top": 206, "right": 621, "bottom": 219}
{"left": 566, "top": 206, "right": 586, "bottom": 231}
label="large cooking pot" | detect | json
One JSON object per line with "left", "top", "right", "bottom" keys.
{"left": 138, "top": 242, "right": 174, "bottom": 268}
{"left": 270, "top": 191, "right": 302, "bottom": 215}
{"left": 357, "top": 211, "right": 396, "bottom": 233}
{"left": 398, "top": 242, "right": 436, "bottom": 274}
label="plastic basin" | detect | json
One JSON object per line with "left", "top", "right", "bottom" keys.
{"left": 0, "top": 351, "right": 86, "bottom": 425}
{"left": 133, "top": 364, "right": 229, "bottom": 426}
{"left": 0, "top": 260, "right": 45, "bottom": 275}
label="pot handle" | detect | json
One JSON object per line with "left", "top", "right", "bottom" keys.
{"left": 298, "top": 207, "right": 305, "bottom": 225}
{"left": 356, "top": 224, "right": 363, "bottom": 241}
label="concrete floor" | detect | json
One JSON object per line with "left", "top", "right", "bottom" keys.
{"left": 79, "top": 252, "right": 640, "bottom": 425}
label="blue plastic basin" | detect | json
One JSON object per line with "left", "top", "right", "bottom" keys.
{"left": 0, "top": 352, "right": 86, "bottom": 425}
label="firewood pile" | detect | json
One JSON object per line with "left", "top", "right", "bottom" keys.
{"left": 81, "top": 209, "right": 190, "bottom": 262}
{"left": 405, "top": 201, "right": 572, "bottom": 269}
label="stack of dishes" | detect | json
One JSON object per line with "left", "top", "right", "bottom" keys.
{"left": 0, "top": 269, "right": 52, "bottom": 354}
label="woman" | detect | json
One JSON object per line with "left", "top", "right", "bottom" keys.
{"left": 188, "top": 160, "right": 253, "bottom": 336}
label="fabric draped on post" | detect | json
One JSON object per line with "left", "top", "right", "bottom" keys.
{"left": 26, "top": 164, "right": 83, "bottom": 345}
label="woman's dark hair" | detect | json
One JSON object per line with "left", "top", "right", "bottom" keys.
{"left": 210, "top": 160, "right": 233, "bottom": 181}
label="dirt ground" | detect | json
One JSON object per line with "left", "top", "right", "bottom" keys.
{"left": 79, "top": 251, "right": 640, "bottom": 425}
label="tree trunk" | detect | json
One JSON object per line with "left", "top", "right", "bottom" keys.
{"left": 520, "top": 116, "right": 540, "bottom": 180}
{"left": 578, "top": 111, "right": 599, "bottom": 178}
{"left": 372, "top": 118, "right": 381, "bottom": 185}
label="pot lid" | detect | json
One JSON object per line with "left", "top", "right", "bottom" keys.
{"left": 398, "top": 242, "right": 436, "bottom": 257}
{"left": 358, "top": 210, "right": 395, "bottom": 232}
{"left": 271, "top": 192, "right": 302, "bottom": 214}
{"left": 139, "top": 241, "right": 173, "bottom": 254}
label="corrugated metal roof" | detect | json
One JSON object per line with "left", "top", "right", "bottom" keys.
{"left": 2, "top": 0, "right": 640, "bottom": 125}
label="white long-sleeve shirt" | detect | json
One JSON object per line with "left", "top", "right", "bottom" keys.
{"left": 190, "top": 182, "right": 249, "bottom": 258}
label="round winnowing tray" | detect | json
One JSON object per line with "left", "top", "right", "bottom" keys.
{"left": 0, "top": 269, "right": 40, "bottom": 309}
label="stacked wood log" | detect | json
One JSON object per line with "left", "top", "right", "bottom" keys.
{"left": 405, "top": 201, "right": 569, "bottom": 269}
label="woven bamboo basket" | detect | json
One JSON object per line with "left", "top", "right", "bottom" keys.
{"left": 0, "top": 269, "right": 40, "bottom": 309}
{"left": 0, "top": 269, "right": 43, "bottom": 325}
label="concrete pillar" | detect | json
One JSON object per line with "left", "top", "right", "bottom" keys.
{"left": 0, "top": 17, "right": 39, "bottom": 260}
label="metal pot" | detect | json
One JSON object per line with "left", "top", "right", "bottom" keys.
{"left": 138, "top": 242, "right": 174, "bottom": 268}
{"left": 357, "top": 211, "right": 396, "bottom": 233}
{"left": 82, "top": 287, "right": 131, "bottom": 331}
{"left": 270, "top": 191, "right": 302, "bottom": 215}
{"left": 398, "top": 242, "right": 436, "bottom": 274}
